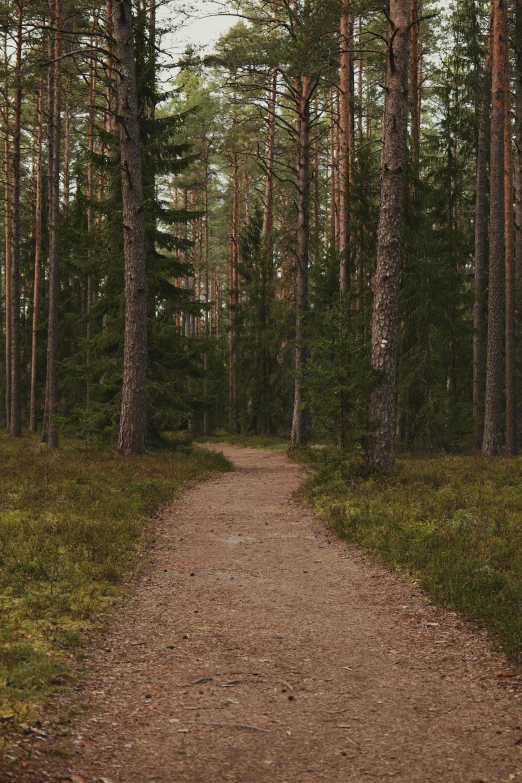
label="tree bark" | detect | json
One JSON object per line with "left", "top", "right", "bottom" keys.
{"left": 229, "top": 154, "right": 239, "bottom": 432}
{"left": 516, "top": 0, "right": 522, "bottom": 284}
{"left": 262, "top": 69, "right": 277, "bottom": 266}
{"left": 339, "top": 0, "right": 352, "bottom": 293}
{"left": 329, "top": 89, "right": 337, "bottom": 249}
{"left": 505, "top": 17, "right": 517, "bottom": 456}
{"left": 115, "top": 0, "right": 148, "bottom": 454}
{"left": 483, "top": 0, "right": 507, "bottom": 457}
{"left": 42, "top": 0, "right": 62, "bottom": 448}
{"left": 9, "top": 0, "right": 23, "bottom": 438}
{"left": 3, "top": 29, "right": 11, "bottom": 430}
{"left": 409, "top": 0, "right": 420, "bottom": 198}
{"left": 473, "top": 1, "right": 493, "bottom": 449}
{"left": 290, "top": 75, "right": 311, "bottom": 449}
{"left": 29, "top": 74, "right": 44, "bottom": 433}
{"left": 365, "top": 0, "right": 411, "bottom": 471}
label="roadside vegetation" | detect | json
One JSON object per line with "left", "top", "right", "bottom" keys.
{"left": 297, "top": 450, "right": 522, "bottom": 661}
{"left": 198, "top": 432, "right": 290, "bottom": 451}
{"left": 0, "top": 435, "right": 229, "bottom": 724}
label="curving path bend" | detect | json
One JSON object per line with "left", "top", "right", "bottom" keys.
{"left": 11, "top": 445, "right": 522, "bottom": 783}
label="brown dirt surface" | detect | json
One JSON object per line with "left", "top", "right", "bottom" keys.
{"left": 6, "top": 445, "right": 522, "bottom": 783}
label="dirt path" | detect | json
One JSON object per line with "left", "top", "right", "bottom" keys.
{"left": 11, "top": 445, "right": 522, "bottom": 783}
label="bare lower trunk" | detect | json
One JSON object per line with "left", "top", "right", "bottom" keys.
{"left": 339, "top": 0, "right": 352, "bottom": 292}
{"left": 115, "top": 0, "right": 148, "bottom": 454}
{"left": 329, "top": 90, "right": 337, "bottom": 249}
{"left": 42, "top": 0, "right": 62, "bottom": 449}
{"left": 262, "top": 69, "right": 277, "bottom": 264}
{"left": 290, "top": 76, "right": 311, "bottom": 450}
{"left": 4, "top": 31, "right": 11, "bottom": 430}
{"left": 365, "top": 0, "right": 411, "bottom": 471}
{"left": 229, "top": 154, "right": 239, "bottom": 432}
{"left": 9, "top": 0, "right": 23, "bottom": 438}
{"left": 516, "top": 0, "right": 522, "bottom": 284}
{"left": 505, "top": 27, "right": 517, "bottom": 456}
{"left": 203, "top": 151, "right": 210, "bottom": 436}
{"left": 473, "top": 2, "right": 493, "bottom": 449}
{"left": 483, "top": 0, "right": 507, "bottom": 457}
{"left": 29, "top": 74, "right": 44, "bottom": 433}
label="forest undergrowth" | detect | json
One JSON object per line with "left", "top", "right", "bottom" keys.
{"left": 297, "top": 449, "right": 522, "bottom": 662}
{"left": 197, "top": 432, "right": 290, "bottom": 451}
{"left": 0, "top": 435, "right": 229, "bottom": 728}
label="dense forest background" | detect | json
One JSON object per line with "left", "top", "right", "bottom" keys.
{"left": 0, "top": 0, "right": 518, "bottom": 466}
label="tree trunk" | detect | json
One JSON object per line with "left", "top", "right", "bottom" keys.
{"left": 3, "top": 30, "right": 11, "bottom": 431}
{"left": 409, "top": 0, "right": 420, "bottom": 198}
{"left": 290, "top": 76, "right": 311, "bottom": 449}
{"left": 473, "top": 1, "right": 493, "bottom": 449}
{"left": 262, "top": 69, "right": 277, "bottom": 265}
{"left": 483, "top": 0, "right": 507, "bottom": 457}
{"left": 515, "top": 0, "right": 522, "bottom": 284}
{"left": 115, "top": 0, "right": 148, "bottom": 454}
{"left": 9, "top": 0, "right": 23, "bottom": 438}
{"left": 29, "top": 74, "right": 44, "bottom": 433}
{"left": 329, "top": 89, "right": 337, "bottom": 249}
{"left": 42, "top": 0, "right": 62, "bottom": 448}
{"left": 505, "top": 18, "right": 517, "bottom": 456}
{"left": 229, "top": 154, "right": 239, "bottom": 432}
{"left": 339, "top": 0, "right": 352, "bottom": 293}
{"left": 365, "top": 0, "right": 411, "bottom": 471}
{"left": 203, "top": 150, "right": 210, "bottom": 436}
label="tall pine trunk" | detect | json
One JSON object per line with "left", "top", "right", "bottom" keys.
{"left": 115, "top": 0, "right": 148, "bottom": 454}
{"left": 42, "top": 0, "right": 62, "bottom": 448}
{"left": 483, "top": 0, "right": 507, "bottom": 457}
{"left": 339, "top": 0, "right": 352, "bottom": 293}
{"left": 365, "top": 0, "right": 411, "bottom": 471}
{"left": 29, "top": 74, "right": 44, "bottom": 433}
{"left": 290, "top": 76, "right": 311, "bottom": 449}
{"left": 473, "top": 1, "right": 493, "bottom": 449}
{"left": 4, "top": 31, "right": 11, "bottom": 430}
{"left": 9, "top": 0, "right": 23, "bottom": 438}
{"left": 505, "top": 25, "right": 517, "bottom": 456}
{"left": 516, "top": 0, "right": 522, "bottom": 284}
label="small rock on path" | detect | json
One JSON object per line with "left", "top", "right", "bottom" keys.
{"left": 10, "top": 445, "right": 522, "bottom": 782}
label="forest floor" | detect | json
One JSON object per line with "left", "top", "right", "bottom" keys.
{"left": 5, "top": 444, "right": 522, "bottom": 782}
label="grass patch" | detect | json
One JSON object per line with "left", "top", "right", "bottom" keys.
{"left": 298, "top": 450, "right": 522, "bottom": 661}
{"left": 197, "top": 431, "right": 290, "bottom": 451}
{"left": 0, "top": 434, "right": 230, "bottom": 722}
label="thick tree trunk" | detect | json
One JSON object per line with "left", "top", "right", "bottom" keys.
{"left": 365, "top": 0, "right": 411, "bottom": 471}
{"left": 290, "top": 76, "right": 311, "bottom": 449}
{"left": 115, "top": 0, "right": 148, "bottom": 454}
{"left": 29, "top": 74, "right": 44, "bottom": 433}
{"left": 42, "top": 0, "right": 62, "bottom": 448}
{"left": 505, "top": 23, "right": 517, "bottom": 456}
{"left": 473, "top": 1, "right": 493, "bottom": 450}
{"left": 9, "top": 0, "right": 23, "bottom": 438}
{"left": 483, "top": 0, "right": 507, "bottom": 457}
{"left": 339, "top": 0, "right": 352, "bottom": 293}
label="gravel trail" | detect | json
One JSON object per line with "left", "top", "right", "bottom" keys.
{"left": 10, "top": 445, "right": 522, "bottom": 783}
